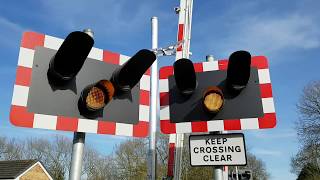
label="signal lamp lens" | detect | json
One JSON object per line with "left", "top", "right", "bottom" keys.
{"left": 226, "top": 50, "right": 251, "bottom": 92}
{"left": 111, "top": 49, "right": 156, "bottom": 93}
{"left": 81, "top": 80, "right": 115, "bottom": 111}
{"left": 86, "top": 87, "right": 105, "bottom": 110}
{"left": 98, "top": 80, "right": 115, "bottom": 101}
{"left": 49, "top": 31, "right": 94, "bottom": 82}
{"left": 173, "top": 58, "right": 197, "bottom": 96}
{"left": 203, "top": 86, "right": 224, "bottom": 114}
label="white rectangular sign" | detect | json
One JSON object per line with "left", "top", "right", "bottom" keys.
{"left": 189, "top": 133, "right": 247, "bottom": 166}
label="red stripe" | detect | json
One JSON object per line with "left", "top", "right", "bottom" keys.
{"left": 16, "top": 66, "right": 32, "bottom": 86}
{"left": 56, "top": 116, "right": 78, "bottom": 131}
{"left": 251, "top": 56, "right": 268, "bottom": 69}
{"left": 139, "top": 90, "right": 150, "bottom": 106}
{"left": 21, "top": 32, "right": 45, "bottom": 49}
{"left": 258, "top": 113, "right": 276, "bottom": 128}
{"left": 177, "top": 24, "right": 184, "bottom": 51}
{"left": 97, "top": 121, "right": 116, "bottom": 134}
{"left": 224, "top": 166, "right": 228, "bottom": 172}
{"left": 144, "top": 68, "right": 151, "bottom": 75}
{"left": 193, "top": 63, "right": 203, "bottom": 72}
{"left": 160, "top": 92, "right": 169, "bottom": 106}
{"left": 103, "top": 50, "right": 120, "bottom": 64}
{"left": 160, "top": 120, "right": 176, "bottom": 134}
{"left": 218, "top": 56, "right": 269, "bottom": 71}
{"left": 260, "top": 83, "right": 273, "bottom": 98}
{"left": 218, "top": 60, "right": 228, "bottom": 70}
{"left": 133, "top": 121, "right": 149, "bottom": 137}
{"left": 167, "top": 143, "right": 175, "bottom": 177}
{"left": 224, "top": 119, "right": 241, "bottom": 130}
{"left": 10, "top": 105, "right": 34, "bottom": 127}
{"left": 159, "top": 66, "right": 174, "bottom": 79}
{"left": 191, "top": 121, "right": 208, "bottom": 132}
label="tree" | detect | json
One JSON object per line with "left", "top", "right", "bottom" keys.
{"left": 0, "top": 137, "right": 23, "bottom": 160}
{"left": 0, "top": 135, "right": 71, "bottom": 179}
{"left": 297, "top": 163, "right": 320, "bottom": 180}
{"left": 291, "top": 142, "right": 320, "bottom": 175}
{"left": 244, "top": 152, "right": 269, "bottom": 180}
{"left": 83, "top": 148, "right": 116, "bottom": 180}
{"left": 22, "top": 136, "right": 72, "bottom": 180}
{"left": 113, "top": 138, "right": 148, "bottom": 179}
{"left": 0, "top": 134, "right": 170, "bottom": 180}
{"left": 292, "top": 81, "right": 320, "bottom": 175}
{"left": 180, "top": 134, "right": 213, "bottom": 180}
{"left": 156, "top": 133, "right": 170, "bottom": 179}
{"left": 296, "top": 81, "right": 320, "bottom": 144}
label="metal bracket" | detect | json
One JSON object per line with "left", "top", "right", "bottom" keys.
{"left": 151, "top": 40, "right": 184, "bottom": 57}
{"left": 174, "top": 7, "right": 181, "bottom": 14}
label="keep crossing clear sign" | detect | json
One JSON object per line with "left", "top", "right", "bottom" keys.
{"left": 189, "top": 133, "right": 247, "bottom": 166}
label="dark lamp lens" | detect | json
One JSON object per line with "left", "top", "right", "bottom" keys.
{"left": 226, "top": 50, "right": 251, "bottom": 92}
{"left": 173, "top": 58, "right": 197, "bottom": 96}
{"left": 49, "top": 31, "right": 94, "bottom": 82}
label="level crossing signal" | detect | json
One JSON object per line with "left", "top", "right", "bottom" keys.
{"left": 159, "top": 51, "right": 276, "bottom": 134}
{"left": 10, "top": 31, "right": 155, "bottom": 137}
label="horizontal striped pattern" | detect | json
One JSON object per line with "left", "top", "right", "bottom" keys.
{"left": 10, "top": 31, "right": 150, "bottom": 138}
{"left": 159, "top": 56, "right": 276, "bottom": 134}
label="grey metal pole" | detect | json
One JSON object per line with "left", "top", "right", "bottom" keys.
{"left": 206, "top": 55, "right": 224, "bottom": 180}
{"left": 235, "top": 166, "right": 239, "bottom": 180}
{"left": 148, "top": 16, "right": 158, "bottom": 180}
{"left": 69, "top": 29, "right": 93, "bottom": 180}
{"left": 212, "top": 131, "right": 223, "bottom": 180}
{"left": 69, "top": 132, "right": 86, "bottom": 180}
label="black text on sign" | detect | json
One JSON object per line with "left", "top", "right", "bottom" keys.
{"left": 189, "top": 133, "right": 247, "bottom": 166}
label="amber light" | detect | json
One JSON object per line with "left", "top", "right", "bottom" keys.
{"left": 86, "top": 87, "right": 105, "bottom": 110}
{"left": 203, "top": 86, "right": 224, "bottom": 114}
{"left": 83, "top": 80, "right": 115, "bottom": 111}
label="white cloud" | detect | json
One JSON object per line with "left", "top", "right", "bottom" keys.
{"left": 0, "top": 16, "right": 23, "bottom": 32}
{"left": 191, "top": 1, "right": 320, "bottom": 64}
{"left": 0, "top": 125, "right": 73, "bottom": 139}
{"left": 232, "top": 15, "right": 318, "bottom": 51}
{"left": 86, "top": 133, "right": 129, "bottom": 145}
{"left": 205, "top": 14, "right": 319, "bottom": 59}
{"left": 249, "top": 129, "right": 296, "bottom": 139}
{"left": 38, "top": 0, "right": 175, "bottom": 48}
{"left": 0, "top": 16, "right": 24, "bottom": 48}
{"left": 0, "top": 66, "right": 15, "bottom": 75}
{"left": 0, "top": 125, "right": 128, "bottom": 144}
{"left": 252, "top": 148, "right": 283, "bottom": 156}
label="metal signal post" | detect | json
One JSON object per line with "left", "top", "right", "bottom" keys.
{"left": 148, "top": 16, "right": 159, "bottom": 180}
{"left": 69, "top": 29, "right": 93, "bottom": 180}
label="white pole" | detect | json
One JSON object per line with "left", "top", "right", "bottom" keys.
{"left": 174, "top": 1, "right": 193, "bottom": 179}
{"left": 174, "top": 134, "right": 184, "bottom": 180}
{"left": 69, "top": 29, "right": 93, "bottom": 180}
{"left": 148, "top": 16, "right": 159, "bottom": 180}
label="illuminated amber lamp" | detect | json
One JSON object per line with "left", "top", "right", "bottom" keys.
{"left": 202, "top": 86, "right": 224, "bottom": 114}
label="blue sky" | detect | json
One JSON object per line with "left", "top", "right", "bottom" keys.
{"left": 0, "top": 0, "right": 319, "bottom": 179}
